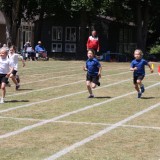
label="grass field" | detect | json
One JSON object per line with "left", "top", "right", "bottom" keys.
{"left": 0, "top": 60, "right": 160, "bottom": 160}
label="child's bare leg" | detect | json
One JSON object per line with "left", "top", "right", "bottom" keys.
{"left": 1, "top": 82, "right": 6, "bottom": 98}
{"left": 91, "top": 83, "right": 96, "bottom": 89}
{"left": 137, "top": 79, "right": 145, "bottom": 93}
{"left": 10, "top": 74, "right": 18, "bottom": 86}
{"left": 134, "top": 83, "right": 140, "bottom": 92}
{"left": 86, "top": 81, "right": 93, "bottom": 95}
{"left": 137, "top": 79, "right": 142, "bottom": 87}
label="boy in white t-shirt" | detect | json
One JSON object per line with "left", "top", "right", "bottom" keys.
{"left": 0, "top": 47, "right": 14, "bottom": 103}
{"left": 8, "top": 45, "right": 25, "bottom": 90}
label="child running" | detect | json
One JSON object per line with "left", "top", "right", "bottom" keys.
{"left": 0, "top": 47, "right": 14, "bottom": 103}
{"left": 83, "top": 49, "right": 102, "bottom": 98}
{"left": 130, "top": 49, "right": 153, "bottom": 98}
{"left": 8, "top": 45, "right": 25, "bottom": 90}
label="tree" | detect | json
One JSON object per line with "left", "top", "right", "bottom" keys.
{"left": 62, "top": 0, "right": 104, "bottom": 58}
{"left": 0, "top": 0, "right": 23, "bottom": 45}
{"left": 101, "top": 0, "right": 160, "bottom": 53}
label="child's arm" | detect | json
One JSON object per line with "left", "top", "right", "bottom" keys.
{"left": 83, "top": 66, "right": 87, "bottom": 71}
{"left": 21, "top": 59, "right": 25, "bottom": 67}
{"left": 130, "top": 61, "right": 137, "bottom": 71}
{"left": 18, "top": 54, "right": 25, "bottom": 67}
{"left": 148, "top": 62, "right": 154, "bottom": 73}
{"left": 130, "top": 67, "right": 137, "bottom": 71}
{"left": 98, "top": 66, "right": 102, "bottom": 78}
{"left": 6, "top": 67, "right": 14, "bottom": 78}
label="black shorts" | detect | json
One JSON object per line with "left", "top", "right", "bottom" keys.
{"left": 133, "top": 75, "right": 144, "bottom": 84}
{"left": 12, "top": 70, "right": 17, "bottom": 76}
{"left": 0, "top": 74, "right": 8, "bottom": 84}
{"left": 86, "top": 73, "right": 99, "bottom": 84}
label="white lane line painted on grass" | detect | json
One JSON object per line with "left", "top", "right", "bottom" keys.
{"left": 7, "top": 71, "right": 156, "bottom": 98}
{"left": 0, "top": 116, "right": 42, "bottom": 122}
{"left": 1, "top": 78, "right": 131, "bottom": 113}
{"left": 22, "top": 63, "right": 84, "bottom": 71}
{"left": 44, "top": 101, "right": 160, "bottom": 160}
{"left": 29, "top": 68, "right": 83, "bottom": 76}
{"left": 7, "top": 70, "right": 132, "bottom": 97}
{"left": 24, "top": 66, "right": 128, "bottom": 77}
{"left": 1, "top": 116, "right": 160, "bottom": 131}
{"left": 20, "top": 68, "right": 130, "bottom": 86}
{"left": 122, "top": 124, "right": 160, "bottom": 130}
{"left": 0, "top": 82, "right": 159, "bottom": 139}
{"left": 20, "top": 73, "right": 83, "bottom": 85}
{"left": 6, "top": 80, "right": 85, "bottom": 97}
{"left": 54, "top": 121, "right": 160, "bottom": 131}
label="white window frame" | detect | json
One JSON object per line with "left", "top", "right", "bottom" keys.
{"left": 65, "top": 27, "right": 76, "bottom": 42}
{"left": 65, "top": 43, "right": 76, "bottom": 53}
{"left": 52, "top": 43, "right": 62, "bottom": 52}
{"left": 52, "top": 26, "right": 63, "bottom": 41}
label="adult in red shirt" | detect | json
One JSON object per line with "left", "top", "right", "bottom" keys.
{"left": 86, "top": 30, "right": 100, "bottom": 55}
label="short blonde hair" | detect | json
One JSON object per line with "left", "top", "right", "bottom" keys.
{"left": 134, "top": 49, "right": 143, "bottom": 56}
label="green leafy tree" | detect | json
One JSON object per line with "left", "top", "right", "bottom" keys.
{"left": 101, "top": 0, "right": 160, "bottom": 53}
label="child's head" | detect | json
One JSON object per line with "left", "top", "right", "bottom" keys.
{"left": 92, "top": 30, "right": 97, "bottom": 37}
{"left": 134, "top": 49, "right": 143, "bottom": 60}
{"left": 87, "top": 49, "right": 95, "bottom": 59}
{"left": 0, "top": 47, "right": 8, "bottom": 59}
{"left": 9, "top": 45, "right": 16, "bottom": 54}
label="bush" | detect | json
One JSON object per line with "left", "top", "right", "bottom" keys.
{"left": 150, "top": 45, "right": 160, "bottom": 54}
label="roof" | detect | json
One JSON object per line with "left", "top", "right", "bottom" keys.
{"left": 97, "top": 15, "right": 135, "bottom": 26}
{"left": 0, "top": 11, "right": 6, "bottom": 24}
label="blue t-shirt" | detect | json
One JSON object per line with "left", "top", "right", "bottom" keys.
{"left": 35, "top": 45, "right": 46, "bottom": 52}
{"left": 86, "top": 58, "right": 101, "bottom": 76}
{"left": 130, "top": 59, "right": 148, "bottom": 76}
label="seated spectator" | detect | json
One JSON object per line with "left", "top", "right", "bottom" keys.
{"left": 24, "top": 42, "right": 35, "bottom": 61}
{"left": 35, "top": 41, "right": 49, "bottom": 60}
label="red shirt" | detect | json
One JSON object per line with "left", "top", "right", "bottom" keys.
{"left": 86, "top": 36, "right": 100, "bottom": 51}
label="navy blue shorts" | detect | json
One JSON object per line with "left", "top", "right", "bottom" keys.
{"left": 86, "top": 73, "right": 99, "bottom": 84}
{"left": 133, "top": 75, "right": 144, "bottom": 84}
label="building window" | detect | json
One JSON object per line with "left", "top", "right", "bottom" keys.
{"left": 65, "top": 43, "right": 76, "bottom": 53}
{"left": 18, "top": 22, "right": 34, "bottom": 50}
{"left": 52, "top": 27, "right": 63, "bottom": 41}
{"left": 52, "top": 43, "right": 62, "bottom": 52}
{"left": 65, "top": 27, "right": 76, "bottom": 42}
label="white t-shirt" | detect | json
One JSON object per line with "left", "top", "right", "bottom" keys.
{"left": 26, "top": 47, "right": 34, "bottom": 52}
{"left": 8, "top": 53, "right": 22, "bottom": 71}
{"left": 0, "top": 57, "right": 13, "bottom": 74}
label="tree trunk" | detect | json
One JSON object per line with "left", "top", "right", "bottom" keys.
{"left": 77, "top": 10, "right": 88, "bottom": 59}
{"left": 136, "top": 0, "right": 149, "bottom": 53}
{"left": 142, "top": 0, "right": 149, "bottom": 52}
{"left": 35, "top": 10, "right": 44, "bottom": 43}
{"left": 11, "top": 0, "right": 22, "bottom": 46}
{"left": 136, "top": 0, "right": 143, "bottom": 51}
{"left": 3, "top": 13, "right": 12, "bottom": 46}
{"left": 2, "top": 0, "right": 22, "bottom": 46}
{"left": 34, "top": 0, "right": 46, "bottom": 44}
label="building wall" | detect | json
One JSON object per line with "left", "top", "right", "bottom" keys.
{"left": 34, "top": 15, "right": 136, "bottom": 59}
{"left": 35, "top": 16, "right": 83, "bottom": 58}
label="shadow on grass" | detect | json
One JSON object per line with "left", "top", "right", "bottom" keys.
{"left": 17, "top": 89, "right": 33, "bottom": 91}
{"left": 141, "top": 97, "right": 155, "bottom": 99}
{"left": 94, "top": 96, "right": 112, "bottom": 99}
{"left": 5, "top": 100, "right": 29, "bottom": 103}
